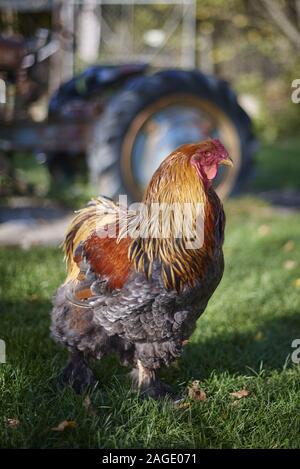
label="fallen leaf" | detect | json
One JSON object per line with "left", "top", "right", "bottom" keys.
{"left": 6, "top": 418, "right": 20, "bottom": 429}
{"left": 83, "top": 395, "right": 97, "bottom": 417}
{"left": 258, "top": 224, "right": 270, "bottom": 236}
{"left": 230, "top": 389, "right": 249, "bottom": 399}
{"left": 294, "top": 278, "right": 300, "bottom": 289}
{"left": 283, "top": 260, "right": 297, "bottom": 270}
{"left": 188, "top": 380, "right": 206, "bottom": 401}
{"left": 283, "top": 240, "right": 295, "bottom": 252}
{"left": 175, "top": 401, "right": 191, "bottom": 410}
{"left": 52, "top": 420, "right": 77, "bottom": 432}
{"left": 254, "top": 331, "right": 264, "bottom": 342}
{"left": 231, "top": 399, "right": 241, "bottom": 406}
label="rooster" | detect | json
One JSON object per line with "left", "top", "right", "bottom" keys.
{"left": 51, "top": 139, "right": 232, "bottom": 398}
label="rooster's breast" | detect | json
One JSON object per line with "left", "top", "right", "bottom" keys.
{"left": 93, "top": 253, "right": 224, "bottom": 344}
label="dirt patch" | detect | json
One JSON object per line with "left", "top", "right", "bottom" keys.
{"left": 0, "top": 199, "right": 72, "bottom": 248}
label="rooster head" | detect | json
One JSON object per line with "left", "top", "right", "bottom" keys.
{"left": 190, "top": 139, "right": 233, "bottom": 183}
{"left": 144, "top": 138, "right": 232, "bottom": 204}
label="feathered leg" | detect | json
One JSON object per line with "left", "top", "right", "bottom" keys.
{"left": 58, "top": 349, "right": 96, "bottom": 394}
{"left": 52, "top": 285, "right": 135, "bottom": 393}
{"left": 130, "top": 360, "right": 175, "bottom": 399}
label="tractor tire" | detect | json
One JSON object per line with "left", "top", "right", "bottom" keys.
{"left": 87, "top": 69, "right": 257, "bottom": 201}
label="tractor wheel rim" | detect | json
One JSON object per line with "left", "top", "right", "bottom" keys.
{"left": 121, "top": 94, "right": 241, "bottom": 200}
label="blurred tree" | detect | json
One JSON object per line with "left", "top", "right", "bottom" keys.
{"left": 260, "top": 0, "right": 300, "bottom": 49}
{"left": 195, "top": 0, "right": 300, "bottom": 141}
{"left": 1, "top": 1, "right": 299, "bottom": 142}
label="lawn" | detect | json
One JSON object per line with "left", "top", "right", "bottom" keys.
{"left": 0, "top": 139, "right": 300, "bottom": 448}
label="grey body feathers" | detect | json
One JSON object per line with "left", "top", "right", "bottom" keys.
{"left": 51, "top": 254, "right": 224, "bottom": 370}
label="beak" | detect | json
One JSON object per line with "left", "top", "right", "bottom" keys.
{"left": 219, "top": 157, "right": 233, "bottom": 167}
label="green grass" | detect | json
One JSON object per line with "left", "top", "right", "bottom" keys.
{"left": 252, "top": 138, "right": 300, "bottom": 191}
{"left": 0, "top": 197, "right": 300, "bottom": 448}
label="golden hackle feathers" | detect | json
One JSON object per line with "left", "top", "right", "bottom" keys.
{"left": 143, "top": 145, "right": 207, "bottom": 206}
{"left": 127, "top": 145, "right": 223, "bottom": 292}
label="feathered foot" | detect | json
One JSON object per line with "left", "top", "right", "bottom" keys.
{"left": 58, "top": 350, "right": 97, "bottom": 394}
{"left": 130, "top": 360, "right": 176, "bottom": 400}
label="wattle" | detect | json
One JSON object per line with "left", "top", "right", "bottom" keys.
{"left": 203, "top": 164, "right": 218, "bottom": 180}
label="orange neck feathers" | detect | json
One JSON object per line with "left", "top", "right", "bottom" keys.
{"left": 128, "top": 146, "right": 223, "bottom": 292}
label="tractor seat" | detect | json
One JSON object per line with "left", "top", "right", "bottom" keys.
{"left": 49, "top": 63, "right": 148, "bottom": 117}
{"left": 87, "top": 63, "right": 148, "bottom": 85}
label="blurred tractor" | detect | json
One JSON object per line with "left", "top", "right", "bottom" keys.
{"left": 0, "top": 31, "right": 256, "bottom": 201}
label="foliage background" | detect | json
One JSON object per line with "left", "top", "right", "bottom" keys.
{"left": 1, "top": 0, "right": 299, "bottom": 144}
